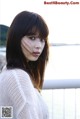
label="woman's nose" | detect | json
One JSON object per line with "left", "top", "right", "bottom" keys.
{"left": 35, "top": 39, "right": 42, "bottom": 49}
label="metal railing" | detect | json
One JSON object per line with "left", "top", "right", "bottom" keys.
{"left": 43, "top": 79, "right": 80, "bottom": 89}
{"left": 42, "top": 79, "right": 80, "bottom": 119}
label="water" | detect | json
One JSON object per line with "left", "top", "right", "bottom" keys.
{"left": 44, "top": 45, "right": 80, "bottom": 80}
{"left": 0, "top": 47, "right": 6, "bottom": 56}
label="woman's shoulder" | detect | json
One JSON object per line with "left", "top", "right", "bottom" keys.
{"left": 0, "top": 68, "right": 30, "bottom": 83}
{"left": 0, "top": 68, "right": 34, "bottom": 92}
{"left": 12, "top": 68, "right": 31, "bottom": 81}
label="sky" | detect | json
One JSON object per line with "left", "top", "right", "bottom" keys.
{"left": 0, "top": 0, "right": 80, "bottom": 44}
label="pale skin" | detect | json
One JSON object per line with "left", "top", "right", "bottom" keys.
{"left": 21, "top": 35, "right": 45, "bottom": 61}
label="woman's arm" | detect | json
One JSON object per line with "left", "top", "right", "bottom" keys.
{"left": 6, "top": 69, "right": 39, "bottom": 119}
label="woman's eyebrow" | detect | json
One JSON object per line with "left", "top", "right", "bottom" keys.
{"left": 27, "top": 34, "right": 40, "bottom": 37}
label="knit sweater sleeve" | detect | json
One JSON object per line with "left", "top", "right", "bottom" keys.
{"left": 6, "top": 69, "right": 39, "bottom": 119}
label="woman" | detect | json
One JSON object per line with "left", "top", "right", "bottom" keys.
{"left": 0, "top": 11, "right": 49, "bottom": 119}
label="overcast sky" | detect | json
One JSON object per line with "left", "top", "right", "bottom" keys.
{"left": 0, "top": 0, "right": 80, "bottom": 43}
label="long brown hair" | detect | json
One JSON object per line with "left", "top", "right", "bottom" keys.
{"left": 6, "top": 11, "right": 49, "bottom": 89}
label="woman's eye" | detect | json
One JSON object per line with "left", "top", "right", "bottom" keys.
{"left": 29, "top": 36, "right": 35, "bottom": 40}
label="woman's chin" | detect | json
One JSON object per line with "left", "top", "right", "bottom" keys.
{"left": 29, "top": 57, "right": 39, "bottom": 61}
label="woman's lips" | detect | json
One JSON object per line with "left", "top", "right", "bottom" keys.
{"left": 32, "top": 52, "right": 40, "bottom": 57}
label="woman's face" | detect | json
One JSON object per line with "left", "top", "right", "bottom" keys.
{"left": 21, "top": 35, "right": 45, "bottom": 61}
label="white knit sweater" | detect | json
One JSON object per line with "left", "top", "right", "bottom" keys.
{"left": 0, "top": 69, "right": 49, "bottom": 119}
